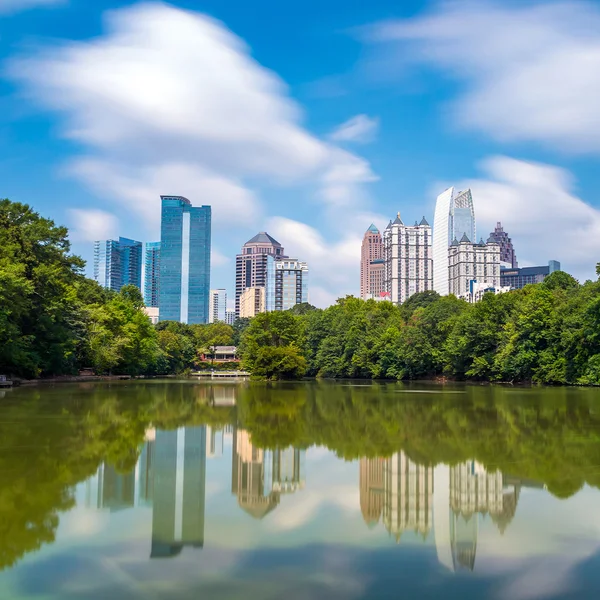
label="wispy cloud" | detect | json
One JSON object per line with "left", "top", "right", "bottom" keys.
{"left": 330, "top": 114, "right": 379, "bottom": 144}
{"left": 68, "top": 208, "right": 118, "bottom": 242}
{"left": 0, "top": 0, "right": 65, "bottom": 15}
{"left": 462, "top": 156, "right": 600, "bottom": 281}
{"left": 363, "top": 0, "right": 600, "bottom": 153}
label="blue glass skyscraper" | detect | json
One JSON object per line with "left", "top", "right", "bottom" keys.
{"left": 144, "top": 242, "right": 161, "bottom": 308}
{"left": 159, "top": 196, "right": 211, "bottom": 324}
{"left": 94, "top": 236, "right": 142, "bottom": 292}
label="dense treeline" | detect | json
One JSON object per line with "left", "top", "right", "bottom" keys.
{"left": 239, "top": 270, "right": 600, "bottom": 384}
{"left": 0, "top": 199, "right": 240, "bottom": 378}
{"left": 4, "top": 198, "right": 600, "bottom": 384}
{"left": 3, "top": 381, "right": 600, "bottom": 569}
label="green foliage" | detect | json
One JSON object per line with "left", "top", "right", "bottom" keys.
{"left": 240, "top": 312, "right": 306, "bottom": 379}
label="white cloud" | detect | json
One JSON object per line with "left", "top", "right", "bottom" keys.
{"left": 8, "top": 3, "right": 375, "bottom": 202}
{"left": 267, "top": 216, "right": 363, "bottom": 307}
{"left": 0, "top": 0, "right": 64, "bottom": 15}
{"left": 8, "top": 2, "right": 378, "bottom": 297}
{"left": 68, "top": 208, "right": 119, "bottom": 242}
{"left": 461, "top": 156, "right": 600, "bottom": 281}
{"left": 365, "top": 1, "right": 600, "bottom": 153}
{"left": 66, "top": 159, "right": 261, "bottom": 232}
{"left": 329, "top": 114, "right": 379, "bottom": 144}
{"left": 211, "top": 248, "right": 230, "bottom": 267}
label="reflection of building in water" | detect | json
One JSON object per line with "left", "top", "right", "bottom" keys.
{"left": 84, "top": 464, "right": 135, "bottom": 511}
{"left": 206, "top": 427, "right": 224, "bottom": 458}
{"left": 138, "top": 440, "right": 154, "bottom": 506}
{"left": 359, "top": 458, "right": 385, "bottom": 526}
{"left": 383, "top": 453, "right": 433, "bottom": 541}
{"left": 151, "top": 427, "right": 206, "bottom": 558}
{"left": 435, "top": 461, "right": 521, "bottom": 573}
{"left": 272, "top": 447, "right": 305, "bottom": 494}
{"left": 232, "top": 429, "right": 305, "bottom": 518}
{"left": 211, "top": 385, "right": 237, "bottom": 406}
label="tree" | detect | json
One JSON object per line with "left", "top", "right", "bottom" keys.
{"left": 541, "top": 270, "right": 579, "bottom": 292}
{"left": 0, "top": 199, "right": 85, "bottom": 378}
{"left": 240, "top": 312, "right": 306, "bottom": 379}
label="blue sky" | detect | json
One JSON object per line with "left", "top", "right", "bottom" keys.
{"left": 2, "top": 0, "right": 600, "bottom": 306}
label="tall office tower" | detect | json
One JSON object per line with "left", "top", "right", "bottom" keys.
{"left": 383, "top": 214, "right": 433, "bottom": 304}
{"left": 159, "top": 196, "right": 211, "bottom": 324}
{"left": 500, "top": 260, "right": 561, "bottom": 289}
{"left": 208, "top": 289, "right": 227, "bottom": 323}
{"left": 94, "top": 237, "right": 143, "bottom": 292}
{"left": 488, "top": 222, "right": 518, "bottom": 268}
{"left": 235, "top": 232, "right": 285, "bottom": 317}
{"left": 143, "top": 242, "right": 161, "bottom": 308}
{"left": 151, "top": 427, "right": 207, "bottom": 558}
{"left": 225, "top": 309, "right": 236, "bottom": 326}
{"left": 383, "top": 452, "right": 433, "bottom": 541}
{"left": 448, "top": 236, "right": 500, "bottom": 298}
{"left": 359, "top": 457, "right": 385, "bottom": 526}
{"left": 360, "top": 224, "right": 384, "bottom": 299}
{"left": 265, "top": 257, "right": 309, "bottom": 311}
{"left": 433, "top": 187, "right": 476, "bottom": 296}
{"left": 239, "top": 286, "right": 265, "bottom": 318}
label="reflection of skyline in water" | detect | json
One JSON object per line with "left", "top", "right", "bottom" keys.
{"left": 361, "top": 455, "right": 543, "bottom": 573}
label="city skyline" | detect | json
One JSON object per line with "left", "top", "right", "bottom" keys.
{"left": 3, "top": 1, "right": 600, "bottom": 309}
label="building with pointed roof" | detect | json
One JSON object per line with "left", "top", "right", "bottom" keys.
{"left": 488, "top": 222, "right": 518, "bottom": 268}
{"left": 448, "top": 235, "right": 501, "bottom": 300}
{"left": 383, "top": 213, "right": 433, "bottom": 304}
{"left": 360, "top": 224, "right": 385, "bottom": 299}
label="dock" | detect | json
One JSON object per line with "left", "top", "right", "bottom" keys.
{"left": 0, "top": 378, "right": 13, "bottom": 388}
{"left": 192, "top": 371, "right": 250, "bottom": 379}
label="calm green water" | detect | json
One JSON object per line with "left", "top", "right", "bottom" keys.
{"left": 1, "top": 381, "right": 600, "bottom": 599}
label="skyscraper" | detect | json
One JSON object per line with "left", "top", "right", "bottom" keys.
{"left": 500, "top": 260, "right": 561, "bottom": 289}
{"left": 225, "top": 309, "right": 236, "bottom": 325}
{"left": 433, "top": 188, "right": 476, "bottom": 296}
{"left": 208, "top": 289, "right": 227, "bottom": 323}
{"left": 144, "top": 242, "right": 161, "bottom": 308}
{"left": 360, "top": 224, "right": 384, "bottom": 299}
{"left": 94, "top": 237, "right": 143, "bottom": 292}
{"left": 151, "top": 427, "right": 206, "bottom": 558}
{"left": 265, "top": 257, "right": 309, "bottom": 311}
{"left": 488, "top": 222, "right": 518, "bottom": 268}
{"left": 159, "top": 196, "right": 211, "bottom": 324}
{"left": 383, "top": 214, "right": 433, "bottom": 304}
{"left": 235, "top": 232, "right": 285, "bottom": 317}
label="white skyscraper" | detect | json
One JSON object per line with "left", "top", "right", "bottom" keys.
{"left": 383, "top": 214, "right": 432, "bottom": 304}
{"left": 208, "top": 289, "right": 227, "bottom": 323}
{"left": 432, "top": 188, "right": 476, "bottom": 296}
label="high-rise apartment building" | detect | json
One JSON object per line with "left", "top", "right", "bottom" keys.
{"left": 159, "top": 196, "right": 211, "bottom": 324}
{"left": 225, "top": 309, "right": 236, "bottom": 326}
{"left": 488, "top": 222, "right": 518, "bottom": 268}
{"left": 500, "top": 261, "right": 561, "bottom": 289}
{"left": 239, "top": 286, "right": 265, "bottom": 318}
{"left": 266, "top": 257, "right": 309, "bottom": 311}
{"left": 448, "top": 236, "right": 500, "bottom": 298}
{"left": 94, "top": 237, "right": 143, "bottom": 292}
{"left": 208, "top": 289, "right": 227, "bottom": 323}
{"left": 433, "top": 188, "right": 476, "bottom": 296}
{"left": 235, "top": 232, "right": 284, "bottom": 317}
{"left": 143, "top": 242, "right": 161, "bottom": 308}
{"left": 383, "top": 214, "right": 433, "bottom": 304}
{"left": 360, "top": 224, "right": 385, "bottom": 299}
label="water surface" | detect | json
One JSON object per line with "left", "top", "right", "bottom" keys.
{"left": 1, "top": 381, "right": 600, "bottom": 599}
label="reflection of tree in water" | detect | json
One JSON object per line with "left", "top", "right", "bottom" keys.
{"left": 2, "top": 380, "right": 600, "bottom": 572}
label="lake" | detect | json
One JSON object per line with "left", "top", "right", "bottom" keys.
{"left": 1, "top": 380, "right": 600, "bottom": 599}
